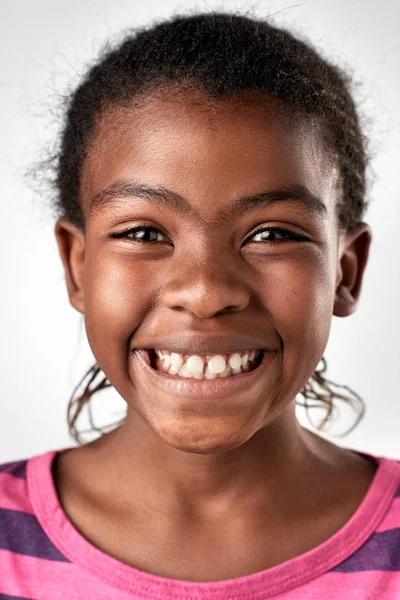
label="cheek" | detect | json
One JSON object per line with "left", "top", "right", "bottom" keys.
{"left": 83, "top": 250, "right": 151, "bottom": 375}
{"left": 270, "top": 260, "right": 333, "bottom": 336}
{"left": 260, "top": 250, "right": 335, "bottom": 390}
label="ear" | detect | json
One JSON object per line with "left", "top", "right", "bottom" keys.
{"left": 54, "top": 217, "right": 86, "bottom": 314}
{"left": 333, "top": 222, "right": 372, "bottom": 317}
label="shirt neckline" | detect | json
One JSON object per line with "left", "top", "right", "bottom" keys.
{"left": 27, "top": 446, "right": 400, "bottom": 600}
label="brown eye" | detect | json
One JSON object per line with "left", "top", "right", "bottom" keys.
{"left": 247, "top": 227, "right": 310, "bottom": 243}
{"left": 108, "top": 225, "right": 310, "bottom": 245}
{"left": 109, "top": 226, "right": 169, "bottom": 243}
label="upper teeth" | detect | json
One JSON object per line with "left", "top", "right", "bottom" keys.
{"left": 154, "top": 349, "right": 259, "bottom": 374}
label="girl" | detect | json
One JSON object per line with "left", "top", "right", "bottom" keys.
{"left": 1, "top": 10, "right": 399, "bottom": 599}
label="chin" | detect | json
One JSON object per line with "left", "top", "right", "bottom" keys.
{"left": 155, "top": 421, "right": 254, "bottom": 455}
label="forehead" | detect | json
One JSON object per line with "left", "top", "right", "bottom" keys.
{"left": 81, "top": 90, "right": 338, "bottom": 221}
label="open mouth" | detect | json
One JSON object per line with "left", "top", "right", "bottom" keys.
{"left": 133, "top": 347, "right": 277, "bottom": 400}
{"left": 140, "top": 348, "right": 264, "bottom": 380}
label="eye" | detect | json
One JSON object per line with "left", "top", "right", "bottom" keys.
{"left": 108, "top": 226, "right": 170, "bottom": 243}
{"left": 246, "top": 226, "right": 310, "bottom": 244}
{"left": 108, "top": 225, "right": 310, "bottom": 245}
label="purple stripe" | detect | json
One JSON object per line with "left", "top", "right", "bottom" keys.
{"left": 394, "top": 484, "right": 400, "bottom": 498}
{"left": 0, "top": 460, "right": 27, "bottom": 479}
{"left": 331, "top": 528, "right": 400, "bottom": 572}
{"left": 0, "top": 508, "right": 70, "bottom": 562}
{"left": 0, "top": 595, "right": 34, "bottom": 599}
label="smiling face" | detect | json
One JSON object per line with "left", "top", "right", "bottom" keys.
{"left": 55, "top": 89, "right": 371, "bottom": 454}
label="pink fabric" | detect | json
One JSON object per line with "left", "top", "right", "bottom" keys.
{"left": 1, "top": 446, "right": 400, "bottom": 599}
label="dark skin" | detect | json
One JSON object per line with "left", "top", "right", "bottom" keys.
{"left": 53, "top": 90, "right": 376, "bottom": 582}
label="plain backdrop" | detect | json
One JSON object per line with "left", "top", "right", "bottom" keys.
{"left": 1, "top": 0, "right": 399, "bottom": 463}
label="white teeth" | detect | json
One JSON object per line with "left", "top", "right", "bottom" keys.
{"left": 191, "top": 372, "right": 204, "bottom": 379}
{"left": 156, "top": 350, "right": 170, "bottom": 367}
{"left": 152, "top": 348, "right": 261, "bottom": 379}
{"left": 218, "top": 364, "right": 232, "bottom": 378}
{"left": 170, "top": 353, "right": 184, "bottom": 369}
{"left": 228, "top": 353, "right": 243, "bottom": 370}
{"left": 204, "top": 365, "right": 218, "bottom": 379}
{"left": 178, "top": 364, "right": 192, "bottom": 378}
{"left": 185, "top": 355, "right": 205, "bottom": 374}
{"left": 207, "top": 355, "right": 226, "bottom": 374}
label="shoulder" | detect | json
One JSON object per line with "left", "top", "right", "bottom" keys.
{"left": 0, "top": 454, "right": 39, "bottom": 565}
{"left": 0, "top": 449, "right": 73, "bottom": 561}
{"left": 377, "top": 455, "right": 400, "bottom": 527}
{"left": 0, "top": 451, "right": 74, "bottom": 595}
{"left": 358, "top": 453, "right": 400, "bottom": 557}
{"left": 0, "top": 454, "right": 32, "bottom": 514}
{"left": 0, "top": 447, "right": 73, "bottom": 514}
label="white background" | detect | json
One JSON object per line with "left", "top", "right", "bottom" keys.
{"left": 1, "top": 0, "right": 399, "bottom": 463}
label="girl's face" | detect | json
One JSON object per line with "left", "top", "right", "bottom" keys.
{"left": 56, "top": 90, "right": 371, "bottom": 454}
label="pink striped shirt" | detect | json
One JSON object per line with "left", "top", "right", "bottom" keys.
{"left": 1, "top": 446, "right": 399, "bottom": 599}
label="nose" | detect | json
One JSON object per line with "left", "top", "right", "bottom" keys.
{"left": 160, "top": 252, "right": 251, "bottom": 318}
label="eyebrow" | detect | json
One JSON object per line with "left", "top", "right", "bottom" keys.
{"left": 89, "top": 179, "right": 328, "bottom": 221}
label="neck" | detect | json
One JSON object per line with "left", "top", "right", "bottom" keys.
{"left": 78, "top": 402, "right": 330, "bottom": 520}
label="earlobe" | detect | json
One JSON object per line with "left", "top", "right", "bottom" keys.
{"left": 333, "top": 222, "right": 372, "bottom": 318}
{"left": 54, "top": 217, "right": 86, "bottom": 315}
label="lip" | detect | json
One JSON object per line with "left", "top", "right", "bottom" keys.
{"left": 132, "top": 348, "right": 278, "bottom": 400}
{"left": 132, "top": 334, "right": 279, "bottom": 355}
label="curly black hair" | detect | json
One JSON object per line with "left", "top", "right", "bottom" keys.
{"left": 42, "top": 11, "right": 371, "bottom": 445}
